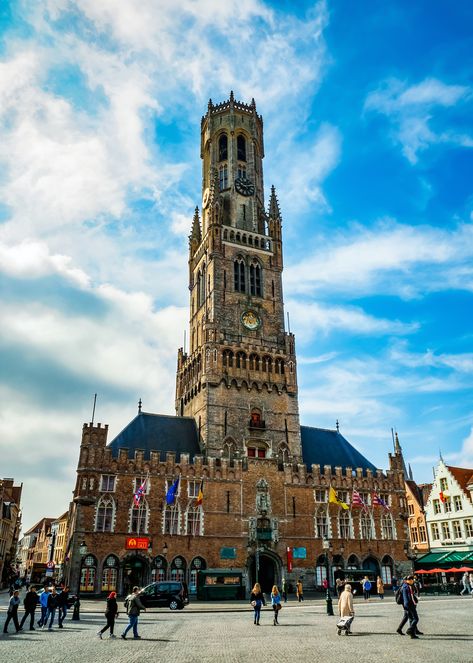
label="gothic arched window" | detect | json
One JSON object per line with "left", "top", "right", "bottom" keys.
{"left": 249, "top": 261, "right": 262, "bottom": 296}
{"left": 237, "top": 134, "right": 247, "bottom": 161}
{"left": 275, "top": 358, "right": 285, "bottom": 374}
{"left": 262, "top": 355, "right": 272, "bottom": 373}
{"left": 315, "top": 506, "right": 328, "bottom": 538}
{"left": 236, "top": 351, "right": 246, "bottom": 369}
{"left": 249, "top": 354, "right": 260, "bottom": 371}
{"left": 219, "top": 134, "right": 228, "bottom": 161}
{"left": 234, "top": 259, "right": 245, "bottom": 292}
{"left": 95, "top": 497, "right": 115, "bottom": 532}
{"left": 219, "top": 164, "right": 228, "bottom": 190}
{"left": 129, "top": 499, "right": 148, "bottom": 534}
{"left": 338, "top": 511, "right": 351, "bottom": 539}
{"left": 360, "top": 512, "right": 374, "bottom": 539}
{"left": 223, "top": 349, "right": 234, "bottom": 368}
{"left": 381, "top": 513, "right": 395, "bottom": 540}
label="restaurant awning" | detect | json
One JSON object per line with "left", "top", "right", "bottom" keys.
{"left": 415, "top": 550, "right": 473, "bottom": 568}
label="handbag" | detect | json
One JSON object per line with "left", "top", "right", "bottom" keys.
{"left": 251, "top": 600, "right": 256, "bottom": 607}
{"left": 276, "top": 603, "right": 282, "bottom": 611}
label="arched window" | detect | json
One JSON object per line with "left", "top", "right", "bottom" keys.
{"left": 339, "top": 511, "right": 351, "bottom": 539}
{"left": 186, "top": 507, "right": 203, "bottom": 536}
{"left": 189, "top": 557, "right": 207, "bottom": 594}
{"left": 218, "top": 134, "right": 228, "bottom": 161}
{"left": 250, "top": 408, "right": 263, "bottom": 428}
{"left": 249, "top": 354, "right": 260, "bottom": 371}
{"left": 347, "top": 554, "right": 360, "bottom": 570}
{"left": 200, "top": 263, "right": 206, "bottom": 306}
{"left": 237, "top": 134, "right": 246, "bottom": 161}
{"left": 316, "top": 554, "right": 327, "bottom": 586}
{"left": 262, "top": 355, "right": 272, "bottom": 372}
{"left": 95, "top": 497, "right": 115, "bottom": 532}
{"left": 80, "top": 554, "right": 97, "bottom": 593}
{"left": 223, "top": 349, "right": 234, "bottom": 368}
{"left": 163, "top": 505, "right": 180, "bottom": 535}
{"left": 170, "top": 556, "right": 187, "bottom": 582}
{"left": 360, "top": 512, "right": 374, "bottom": 539}
{"left": 381, "top": 514, "right": 395, "bottom": 539}
{"left": 219, "top": 164, "right": 228, "bottom": 190}
{"left": 249, "top": 261, "right": 262, "bottom": 296}
{"left": 152, "top": 555, "right": 167, "bottom": 583}
{"left": 129, "top": 499, "right": 148, "bottom": 534}
{"left": 315, "top": 506, "right": 329, "bottom": 538}
{"left": 381, "top": 555, "right": 393, "bottom": 584}
{"left": 234, "top": 259, "right": 245, "bottom": 292}
{"left": 236, "top": 351, "right": 246, "bottom": 369}
{"left": 275, "top": 358, "right": 285, "bottom": 374}
{"left": 101, "top": 554, "right": 119, "bottom": 592}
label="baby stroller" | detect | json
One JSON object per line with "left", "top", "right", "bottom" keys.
{"left": 337, "top": 615, "right": 354, "bottom": 635}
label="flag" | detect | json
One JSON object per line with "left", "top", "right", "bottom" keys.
{"left": 195, "top": 480, "right": 204, "bottom": 507}
{"left": 352, "top": 489, "right": 367, "bottom": 510}
{"left": 439, "top": 491, "right": 446, "bottom": 503}
{"left": 166, "top": 476, "right": 180, "bottom": 505}
{"left": 372, "top": 492, "right": 390, "bottom": 509}
{"left": 133, "top": 477, "right": 147, "bottom": 507}
{"left": 328, "top": 486, "right": 349, "bottom": 510}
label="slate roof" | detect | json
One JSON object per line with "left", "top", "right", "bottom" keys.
{"left": 300, "top": 426, "right": 378, "bottom": 474}
{"left": 108, "top": 412, "right": 201, "bottom": 461}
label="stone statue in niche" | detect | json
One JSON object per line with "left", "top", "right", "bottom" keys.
{"left": 256, "top": 478, "right": 271, "bottom": 514}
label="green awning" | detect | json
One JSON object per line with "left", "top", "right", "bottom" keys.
{"left": 416, "top": 550, "right": 473, "bottom": 566}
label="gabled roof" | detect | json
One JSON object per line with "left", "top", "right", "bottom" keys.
{"left": 24, "top": 517, "right": 54, "bottom": 535}
{"left": 405, "top": 479, "right": 425, "bottom": 507}
{"left": 300, "top": 426, "right": 378, "bottom": 474}
{"left": 108, "top": 412, "right": 201, "bottom": 461}
{"left": 446, "top": 465, "right": 473, "bottom": 494}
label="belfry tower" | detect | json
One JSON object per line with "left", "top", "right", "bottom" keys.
{"left": 175, "top": 93, "right": 301, "bottom": 462}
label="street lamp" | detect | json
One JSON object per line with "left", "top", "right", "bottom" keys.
{"left": 322, "top": 536, "right": 334, "bottom": 615}
{"left": 71, "top": 541, "right": 87, "bottom": 621}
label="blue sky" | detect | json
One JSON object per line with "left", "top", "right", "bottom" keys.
{"left": 0, "top": 0, "right": 472, "bottom": 530}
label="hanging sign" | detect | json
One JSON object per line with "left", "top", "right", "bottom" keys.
{"left": 126, "top": 537, "right": 149, "bottom": 550}
{"left": 287, "top": 546, "right": 293, "bottom": 572}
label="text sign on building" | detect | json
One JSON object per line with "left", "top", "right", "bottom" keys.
{"left": 220, "top": 547, "right": 237, "bottom": 559}
{"left": 292, "top": 547, "right": 307, "bottom": 559}
{"left": 126, "top": 537, "right": 149, "bottom": 550}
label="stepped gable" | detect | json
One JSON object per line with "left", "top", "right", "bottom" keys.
{"left": 300, "top": 426, "right": 377, "bottom": 474}
{"left": 446, "top": 465, "right": 473, "bottom": 495}
{"left": 108, "top": 412, "right": 200, "bottom": 461}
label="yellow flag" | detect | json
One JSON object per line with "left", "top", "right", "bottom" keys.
{"left": 329, "top": 486, "right": 349, "bottom": 510}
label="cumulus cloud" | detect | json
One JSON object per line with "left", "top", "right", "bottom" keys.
{"left": 364, "top": 77, "right": 472, "bottom": 163}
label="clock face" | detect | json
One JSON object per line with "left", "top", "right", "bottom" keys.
{"left": 241, "top": 310, "right": 261, "bottom": 331}
{"left": 202, "top": 187, "right": 210, "bottom": 208}
{"left": 235, "top": 176, "right": 255, "bottom": 197}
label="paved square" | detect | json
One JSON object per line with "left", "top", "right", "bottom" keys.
{"left": 1, "top": 596, "right": 473, "bottom": 662}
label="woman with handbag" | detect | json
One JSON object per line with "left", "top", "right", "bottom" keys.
{"left": 250, "top": 582, "right": 265, "bottom": 625}
{"left": 271, "top": 585, "right": 282, "bottom": 625}
{"left": 97, "top": 591, "right": 119, "bottom": 639}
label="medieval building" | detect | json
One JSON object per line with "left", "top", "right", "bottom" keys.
{"left": 65, "top": 94, "right": 409, "bottom": 597}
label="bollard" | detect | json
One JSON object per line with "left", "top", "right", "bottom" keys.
{"left": 71, "top": 597, "right": 80, "bottom": 621}
{"left": 326, "top": 588, "right": 334, "bottom": 615}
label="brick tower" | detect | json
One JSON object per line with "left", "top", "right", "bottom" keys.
{"left": 175, "top": 93, "right": 301, "bottom": 461}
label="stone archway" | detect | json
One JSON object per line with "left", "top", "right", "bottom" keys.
{"left": 248, "top": 550, "right": 282, "bottom": 594}
{"left": 121, "top": 554, "right": 150, "bottom": 595}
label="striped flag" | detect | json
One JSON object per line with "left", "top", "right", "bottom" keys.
{"left": 352, "top": 489, "right": 367, "bottom": 510}
{"left": 372, "top": 492, "right": 390, "bottom": 510}
{"left": 195, "top": 480, "right": 204, "bottom": 507}
{"left": 133, "top": 477, "right": 147, "bottom": 506}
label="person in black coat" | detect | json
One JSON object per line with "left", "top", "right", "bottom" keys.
{"left": 397, "top": 576, "right": 422, "bottom": 638}
{"left": 57, "top": 586, "right": 70, "bottom": 628}
{"left": 97, "top": 592, "right": 119, "bottom": 638}
{"left": 19, "top": 587, "right": 39, "bottom": 631}
{"left": 45, "top": 587, "right": 60, "bottom": 630}
{"left": 249, "top": 582, "right": 266, "bottom": 625}
{"left": 3, "top": 590, "right": 21, "bottom": 634}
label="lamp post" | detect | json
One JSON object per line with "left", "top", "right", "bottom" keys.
{"left": 162, "top": 542, "right": 168, "bottom": 579}
{"left": 46, "top": 529, "right": 57, "bottom": 582}
{"left": 71, "top": 541, "right": 87, "bottom": 621}
{"left": 323, "top": 536, "right": 334, "bottom": 615}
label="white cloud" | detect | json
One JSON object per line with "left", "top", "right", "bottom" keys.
{"left": 364, "top": 77, "right": 472, "bottom": 163}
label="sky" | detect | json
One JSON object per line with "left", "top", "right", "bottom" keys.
{"left": 0, "top": 0, "right": 472, "bottom": 532}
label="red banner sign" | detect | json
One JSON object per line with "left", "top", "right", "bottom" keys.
{"left": 286, "top": 546, "right": 293, "bottom": 572}
{"left": 126, "top": 537, "right": 149, "bottom": 550}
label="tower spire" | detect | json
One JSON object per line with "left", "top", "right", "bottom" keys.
{"left": 268, "top": 184, "right": 281, "bottom": 220}
{"left": 190, "top": 206, "right": 201, "bottom": 244}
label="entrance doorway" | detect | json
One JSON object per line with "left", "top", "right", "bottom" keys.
{"left": 122, "top": 555, "right": 150, "bottom": 595}
{"left": 249, "top": 552, "right": 280, "bottom": 593}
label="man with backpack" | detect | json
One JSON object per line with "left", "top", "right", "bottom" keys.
{"left": 396, "top": 575, "right": 422, "bottom": 638}
{"left": 121, "top": 586, "right": 146, "bottom": 640}
{"left": 362, "top": 576, "right": 372, "bottom": 600}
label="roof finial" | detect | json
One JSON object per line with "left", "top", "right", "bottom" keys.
{"left": 439, "top": 449, "right": 444, "bottom": 462}
{"left": 229, "top": 90, "right": 234, "bottom": 102}
{"left": 268, "top": 185, "right": 281, "bottom": 220}
{"left": 394, "top": 430, "right": 401, "bottom": 452}
{"left": 408, "top": 463, "right": 414, "bottom": 481}
{"left": 138, "top": 398, "right": 142, "bottom": 414}
{"left": 336, "top": 419, "right": 340, "bottom": 432}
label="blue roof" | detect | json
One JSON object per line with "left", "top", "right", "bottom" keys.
{"left": 108, "top": 412, "right": 201, "bottom": 460}
{"left": 301, "top": 426, "right": 378, "bottom": 474}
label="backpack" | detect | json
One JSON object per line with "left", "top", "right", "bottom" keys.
{"left": 395, "top": 587, "right": 403, "bottom": 605}
{"left": 124, "top": 597, "right": 130, "bottom": 614}
{"left": 363, "top": 580, "right": 371, "bottom": 591}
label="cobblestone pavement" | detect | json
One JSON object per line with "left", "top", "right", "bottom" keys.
{"left": 1, "top": 594, "right": 473, "bottom": 663}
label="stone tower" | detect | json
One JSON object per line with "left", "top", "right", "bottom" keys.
{"left": 175, "top": 93, "right": 301, "bottom": 461}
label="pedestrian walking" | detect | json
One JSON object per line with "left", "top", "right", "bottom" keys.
{"left": 396, "top": 575, "right": 422, "bottom": 639}
{"left": 19, "top": 586, "right": 39, "bottom": 631}
{"left": 362, "top": 576, "right": 372, "bottom": 600}
{"left": 377, "top": 576, "right": 385, "bottom": 599}
{"left": 392, "top": 575, "right": 398, "bottom": 593}
{"left": 335, "top": 577, "right": 344, "bottom": 598}
{"left": 121, "top": 586, "right": 145, "bottom": 640}
{"left": 250, "top": 582, "right": 265, "bottom": 625}
{"left": 460, "top": 572, "right": 470, "bottom": 596}
{"left": 338, "top": 583, "right": 355, "bottom": 634}
{"left": 37, "top": 587, "right": 50, "bottom": 627}
{"left": 45, "top": 587, "right": 60, "bottom": 630}
{"left": 3, "top": 590, "right": 21, "bottom": 634}
{"left": 296, "top": 578, "right": 304, "bottom": 602}
{"left": 270, "top": 585, "right": 281, "bottom": 625}
{"left": 97, "top": 591, "right": 119, "bottom": 639}
{"left": 281, "top": 577, "right": 287, "bottom": 603}
{"left": 469, "top": 572, "right": 473, "bottom": 595}
{"left": 57, "top": 585, "right": 69, "bottom": 627}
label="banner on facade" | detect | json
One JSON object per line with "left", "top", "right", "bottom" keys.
{"left": 287, "top": 546, "right": 293, "bottom": 572}
{"left": 126, "top": 537, "right": 150, "bottom": 550}
{"left": 292, "top": 547, "right": 307, "bottom": 559}
{"left": 220, "top": 547, "right": 237, "bottom": 559}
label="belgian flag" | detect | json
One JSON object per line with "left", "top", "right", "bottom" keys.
{"left": 196, "top": 480, "right": 204, "bottom": 506}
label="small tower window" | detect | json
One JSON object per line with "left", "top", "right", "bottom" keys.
{"left": 234, "top": 259, "right": 245, "bottom": 293}
{"left": 250, "top": 262, "right": 262, "bottom": 296}
{"left": 219, "top": 134, "right": 228, "bottom": 161}
{"left": 219, "top": 164, "right": 228, "bottom": 190}
{"left": 237, "top": 135, "right": 246, "bottom": 162}
{"left": 237, "top": 164, "right": 246, "bottom": 179}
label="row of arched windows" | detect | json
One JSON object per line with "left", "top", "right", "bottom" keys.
{"left": 218, "top": 133, "right": 247, "bottom": 163}
{"left": 222, "top": 350, "right": 285, "bottom": 374}
{"left": 314, "top": 507, "right": 396, "bottom": 540}
{"left": 234, "top": 259, "right": 262, "bottom": 296}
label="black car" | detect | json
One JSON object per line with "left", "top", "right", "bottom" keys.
{"left": 138, "top": 581, "right": 189, "bottom": 610}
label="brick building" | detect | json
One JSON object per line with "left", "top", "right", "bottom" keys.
{"left": 65, "top": 94, "right": 410, "bottom": 597}
{"left": 0, "top": 478, "right": 22, "bottom": 587}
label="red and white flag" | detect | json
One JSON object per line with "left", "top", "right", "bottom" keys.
{"left": 352, "top": 489, "right": 368, "bottom": 511}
